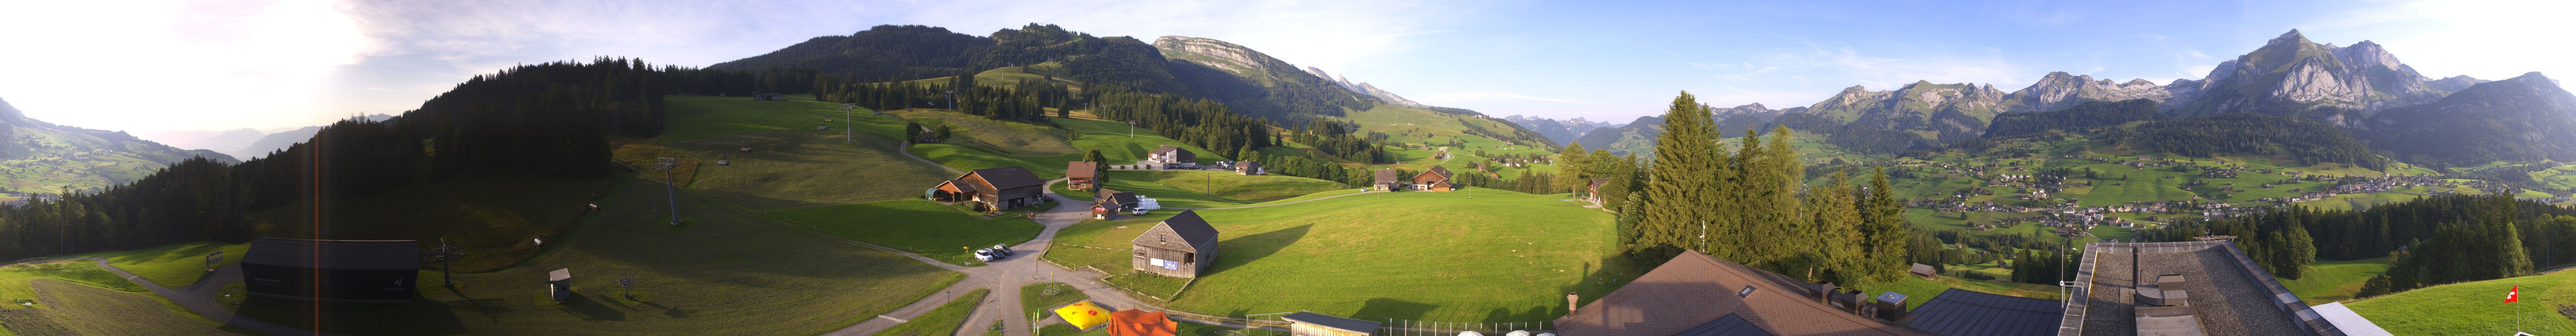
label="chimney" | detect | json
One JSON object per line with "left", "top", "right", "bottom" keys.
{"left": 1566, "top": 293, "right": 1580, "bottom": 313}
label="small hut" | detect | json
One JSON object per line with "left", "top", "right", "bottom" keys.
{"left": 1910, "top": 263, "right": 1937, "bottom": 279}
{"left": 1131, "top": 210, "right": 1219, "bottom": 278}
{"left": 545, "top": 268, "right": 572, "bottom": 304}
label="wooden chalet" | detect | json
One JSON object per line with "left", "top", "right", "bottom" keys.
{"left": 1146, "top": 145, "right": 1197, "bottom": 166}
{"left": 930, "top": 166, "right": 1049, "bottom": 213}
{"left": 1373, "top": 169, "right": 1403, "bottom": 191}
{"left": 1131, "top": 210, "right": 1220, "bottom": 278}
{"left": 1585, "top": 178, "right": 1611, "bottom": 203}
{"left": 1232, "top": 161, "right": 1263, "bottom": 175}
{"left": 1410, "top": 166, "right": 1455, "bottom": 192}
{"left": 1067, "top": 161, "right": 1103, "bottom": 190}
{"left": 1094, "top": 188, "right": 1140, "bottom": 218}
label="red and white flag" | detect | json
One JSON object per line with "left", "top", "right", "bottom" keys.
{"left": 2506, "top": 285, "right": 2520, "bottom": 303}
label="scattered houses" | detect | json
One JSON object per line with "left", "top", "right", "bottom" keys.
{"left": 929, "top": 166, "right": 1049, "bottom": 213}
{"left": 1132, "top": 210, "right": 1220, "bottom": 278}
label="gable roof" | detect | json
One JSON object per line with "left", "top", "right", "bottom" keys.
{"left": 1425, "top": 165, "right": 1453, "bottom": 178}
{"left": 1066, "top": 161, "right": 1101, "bottom": 178}
{"left": 1096, "top": 188, "right": 1138, "bottom": 207}
{"left": 1282, "top": 312, "right": 1383, "bottom": 333}
{"left": 1590, "top": 178, "right": 1611, "bottom": 189}
{"left": 1233, "top": 161, "right": 1259, "bottom": 169}
{"left": 1553, "top": 250, "right": 1932, "bottom": 336}
{"left": 1374, "top": 169, "right": 1400, "bottom": 183}
{"left": 963, "top": 166, "right": 1045, "bottom": 190}
{"left": 1133, "top": 210, "right": 1220, "bottom": 252}
{"left": 1896, "top": 289, "right": 2063, "bottom": 336}
{"left": 1148, "top": 145, "right": 1181, "bottom": 156}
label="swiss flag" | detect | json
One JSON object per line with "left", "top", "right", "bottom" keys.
{"left": 2507, "top": 285, "right": 2520, "bottom": 303}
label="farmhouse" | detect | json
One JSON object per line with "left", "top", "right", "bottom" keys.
{"left": 1554, "top": 249, "right": 1932, "bottom": 335}
{"left": 239, "top": 238, "right": 421, "bottom": 304}
{"left": 1373, "top": 169, "right": 1402, "bottom": 191}
{"left": 1145, "top": 145, "right": 1198, "bottom": 167}
{"left": 1584, "top": 178, "right": 1611, "bottom": 203}
{"left": 1132, "top": 210, "right": 1219, "bottom": 278}
{"left": 930, "top": 166, "right": 1049, "bottom": 213}
{"left": 1095, "top": 188, "right": 1140, "bottom": 217}
{"left": 1411, "top": 166, "right": 1455, "bottom": 191}
{"left": 1067, "top": 161, "right": 1102, "bottom": 190}
{"left": 1233, "top": 161, "right": 1264, "bottom": 175}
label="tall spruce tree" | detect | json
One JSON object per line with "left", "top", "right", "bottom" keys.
{"left": 1639, "top": 91, "right": 1725, "bottom": 264}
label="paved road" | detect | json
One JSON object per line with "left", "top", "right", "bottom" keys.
{"left": 816, "top": 178, "right": 1097, "bottom": 336}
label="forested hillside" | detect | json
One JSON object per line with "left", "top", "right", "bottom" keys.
{"left": 0, "top": 98, "right": 237, "bottom": 196}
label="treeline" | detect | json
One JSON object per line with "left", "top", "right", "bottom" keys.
{"left": 1980, "top": 99, "right": 2164, "bottom": 139}
{"left": 0, "top": 58, "right": 678, "bottom": 261}
{"left": 1288, "top": 120, "right": 1392, "bottom": 164}
{"left": 2142, "top": 208, "right": 2318, "bottom": 279}
{"left": 2117, "top": 113, "right": 2390, "bottom": 170}
{"left": 1087, "top": 86, "right": 1280, "bottom": 162}
{"left": 812, "top": 72, "right": 1072, "bottom": 121}
{"left": 1617, "top": 92, "right": 1911, "bottom": 287}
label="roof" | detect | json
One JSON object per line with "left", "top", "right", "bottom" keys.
{"left": 1374, "top": 169, "right": 1400, "bottom": 183}
{"left": 1067, "top": 161, "right": 1101, "bottom": 178}
{"left": 1098, "top": 188, "right": 1138, "bottom": 207}
{"left": 549, "top": 268, "right": 572, "bottom": 282}
{"left": 1589, "top": 178, "right": 1611, "bottom": 189}
{"left": 2308, "top": 303, "right": 2392, "bottom": 336}
{"left": 1282, "top": 311, "right": 1382, "bottom": 333}
{"left": 2074, "top": 241, "right": 2326, "bottom": 336}
{"left": 1425, "top": 165, "right": 1454, "bottom": 178}
{"left": 1553, "top": 250, "right": 1932, "bottom": 336}
{"left": 1909, "top": 263, "right": 1935, "bottom": 275}
{"left": 1673, "top": 313, "right": 1778, "bottom": 336}
{"left": 240, "top": 238, "right": 421, "bottom": 270}
{"left": 1234, "top": 161, "right": 1259, "bottom": 169}
{"left": 1133, "top": 210, "right": 1220, "bottom": 252}
{"left": 964, "top": 166, "right": 1046, "bottom": 190}
{"left": 1897, "top": 289, "right": 2063, "bottom": 336}
{"left": 1148, "top": 145, "right": 1181, "bottom": 156}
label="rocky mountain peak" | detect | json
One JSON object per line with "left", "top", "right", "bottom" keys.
{"left": 2267, "top": 29, "right": 2311, "bottom": 47}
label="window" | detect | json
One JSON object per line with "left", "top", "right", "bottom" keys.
{"left": 1737, "top": 285, "right": 1757, "bottom": 297}
{"left": 1183, "top": 252, "right": 1195, "bottom": 264}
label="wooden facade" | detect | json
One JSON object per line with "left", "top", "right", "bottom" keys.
{"left": 1410, "top": 166, "right": 1455, "bottom": 192}
{"left": 930, "top": 166, "right": 1049, "bottom": 212}
{"left": 1372, "top": 169, "right": 1402, "bottom": 191}
{"left": 1066, "top": 161, "right": 1102, "bottom": 190}
{"left": 1131, "top": 210, "right": 1220, "bottom": 278}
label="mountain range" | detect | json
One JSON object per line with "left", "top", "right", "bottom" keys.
{"left": 1516, "top": 29, "right": 2565, "bottom": 166}
{"left": 0, "top": 97, "right": 236, "bottom": 196}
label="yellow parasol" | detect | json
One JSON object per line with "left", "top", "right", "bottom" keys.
{"left": 1054, "top": 301, "right": 1111, "bottom": 330}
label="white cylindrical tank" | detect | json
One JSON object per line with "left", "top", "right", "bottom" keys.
{"left": 1505, "top": 331, "right": 1531, "bottom": 336}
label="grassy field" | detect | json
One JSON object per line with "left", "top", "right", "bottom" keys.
{"left": 1051, "top": 117, "right": 1227, "bottom": 166}
{"left": 1050, "top": 188, "right": 1632, "bottom": 322}
{"left": 891, "top": 110, "right": 1079, "bottom": 158}
{"left": 1020, "top": 282, "right": 1089, "bottom": 320}
{"left": 765, "top": 199, "right": 1045, "bottom": 265}
{"left": 0, "top": 260, "right": 252, "bottom": 335}
{"left": 71, "top": 242, "right": 250, "bottom": 288}
{"left": 2280, "top": 258, "right": 2391, "bottom": 304}
{"left": 228, "top": 175, "right": 963, "bottom": 336}
{"left": 659, "top": 130, "right": 953, "bottom": 210}
{"left": 243, "top": 175, "right": 626, "bottom": 273}
{"left": 1063, "top": 170, "right": 1350, "bottom": 208}
{"left": 908, "top": 143, "right": 1063, "bottom": 179}
{"left": 664, "top": 94, "right": 906, "bottom": 140}
{"left": 875, "top": 289, "right": 989, "bottom": 336}
{"left": 2345, "top": 268, "right": 2576, "bottom": 335}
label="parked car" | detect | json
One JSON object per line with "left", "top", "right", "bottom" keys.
{"left": 973, "top": 248, "right": 997, "bottom": 262}
{"left": 990, "top": 244, "right": 1014, "bottom": 256}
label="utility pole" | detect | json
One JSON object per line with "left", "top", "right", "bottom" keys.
{"left": 653, "top": 158, "right": 680, "bottom": 225}
{"left": 422, "top": 238, "right": 465, "bottom": 286}
{"left": 840, "top": 103, "right": 856, "bottom": 144}
{"left": 946, "top": 90, "right": 956, "bottom": 111}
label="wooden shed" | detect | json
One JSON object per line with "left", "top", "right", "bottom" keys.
{"left": 1283, "top": 311, "right": 1381, "bottom": 336}
{"left": 930, "top": 166, "right": 1049, "bottom": 213}
{"left": 1131, "top": 210, "right": 1219, "bottom": 278}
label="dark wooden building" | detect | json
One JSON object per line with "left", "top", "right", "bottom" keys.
{"left": 1067, "top": 161, "right": 1103, "bottom": 190}
{"left": 1373, "top": 169, "right": 1402, "bottom": 191}
{"left": 1410, "top": 166, "right": 1455, "bottom": 192}
{"left": 1095, "top": 188, "right": 1140, "bottom": 218}
{"left": 1132, "top": 210, "right": 1220, "bottom": 278}
{"left": 240, "top": 238, "right": 421, "bottom": 304}
{"left": 931, "top": 166, "right": 1048, "bottom": 212}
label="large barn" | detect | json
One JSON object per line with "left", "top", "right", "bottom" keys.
{"left": 1132, "top": 210, "right": 1220, "bottom": 278}
{"left": 1410, "top": 166, "right": 1455, "bottom": 191}
{"left": 930, "top": 166, "right": 1048, "bottom": 213}
{"left": 239, "top": 238, "right": 422, "bottom": 304}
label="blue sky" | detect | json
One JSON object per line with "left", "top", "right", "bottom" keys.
{"left": 1, "top": 0, "right": 2564, "bottom": 141}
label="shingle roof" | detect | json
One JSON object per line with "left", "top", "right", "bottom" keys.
{"left": 1552, "top": 250, "right": 1932, "bottom": 336}
{"left": 1148, "top": 145, "right": 1180, "bottom": 156}
{"left": 1374, "top": 169, "right": 1400, "bottom": 183}
{"left": 966, "top": 166, "right": 1045, "bottom": 190}
{"left": 1282, "top": 312, "right": 1382, "bottom": 333}
{"left": 1426, "top": 165, "right": 1453, "bottom": 178}
{"left": 1673, "top": 313, "right": 1779, "bottom": 336}
{"left": 1097, "top": 189, "right": 1138, "bottom": 207}
{"left": 1897, "top": 289, "right": 2063, "bottom": 336}
{"left": 1132, "top": 210, "right": 1220, "bottom": 252}
{"left": 242, "top": 238, "right": 421, "bottom": 270}
{"left": 1066, "top": 161, "right": 1101, "bottom": 178}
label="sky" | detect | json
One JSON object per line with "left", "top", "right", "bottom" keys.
{"left": 1, "top": 0, "right": 2569, "bottom": 141}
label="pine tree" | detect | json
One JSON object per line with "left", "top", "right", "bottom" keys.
{"left": 1638, "top": 91, "right": 1725, "bottom": 264}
